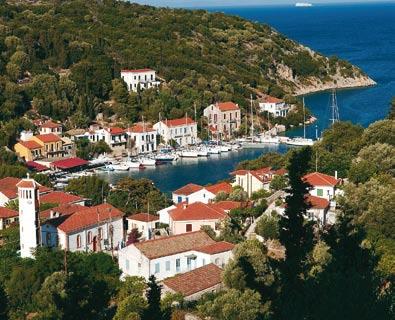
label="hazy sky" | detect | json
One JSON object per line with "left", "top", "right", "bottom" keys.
{"left": 131, "top": 0, "right": 393, "bottom": 7}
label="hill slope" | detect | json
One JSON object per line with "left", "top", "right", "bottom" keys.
{"left": 0, "top": 0, "right": 374, "bottom": 125}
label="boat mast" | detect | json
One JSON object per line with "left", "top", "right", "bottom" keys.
{"left": 329, "top": 89, "right": 340, "bottom": 126}
{"left": 250, "top": 94, "right": 254, "bottom": 140}
{"left": 303, "top": 97, "right": 306, "bottom": 139}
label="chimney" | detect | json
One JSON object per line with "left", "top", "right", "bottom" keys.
{"left": 183, "top": 203, "right": 188, "bottom": 209}
{"left": 50, "top": 210, "right": 54, "bottom": 219}
{"left": 335, "top": 171, "right": 338, "bottom": 180}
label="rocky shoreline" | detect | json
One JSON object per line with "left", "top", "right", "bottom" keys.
{"left": 293, "top": 74, "right": 377, "bottom": 96}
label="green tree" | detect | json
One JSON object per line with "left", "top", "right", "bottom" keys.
{"left": 362, "top": 119, "right": 395, "bottom": 147}
{"left": 270, "top": 175, "right": 288, "bottom": 191}
{"left": 197, "top": 289, "right": 263, "bottom": 320}
{"left": 388, "top": 97, "right": 395, "bottom": 120}
{"left": 143, "top": 275, "right": 162, "bottom": 320}
{"left": 0, "top": 282, "right": 8, "bottom": 320}
{"left": 66, "top": 176, "right": 110, "bottom": 205}
{"left": 255, "top": 215, "right": 280, "bottom": 240}
{"left": 114, "top": 277, "right": 147, "bottom": 320}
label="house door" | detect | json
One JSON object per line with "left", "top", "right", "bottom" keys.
{"left": 92, "top": 236, "right": 97, "bottom": 252}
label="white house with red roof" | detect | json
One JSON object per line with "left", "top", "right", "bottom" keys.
{"left": 125, "top": 123, "right": 157, "bottom": 154}
{"left": 39, "top": 120, "right": 63, "bottom": 136}
{"left": 258, "top": 95, "right": 290, "bottom": 117}
{"left": 118, "top": 231, "right": 234, "bottom": 280}
{"left": 120, "top": 69, "right": 160, "bottom": 92}
{"left": 85, "top": 127, "right": 127, "bottom": 153}
{"left": 0, "top": 207, "right": 18, "bottom": 230}
{"left": 203, "top": 102, "right": 241, "bottom": 139}
{"left": 0, "top": 177, "right": 51, "bottom": 206}
{"left": 303, "top": 171, "right": 340, "bottom": 201}
{"left": 153, "top": 117, "right": 197, "bottom": 147}
{"left": 168, "top": 202, "right": 228, "bottom": 235}
{"left": 172, "top": 182, "right": 233, "bottom": 205}
{"left": 41, "top": 203, "right": 124, "bottom": 253}
{"left": 126, "top": 213, "right": 160, "bottom": 240}
{"left": 231, "top": 167, "right": 287, "bottom": 197}
{"left": 39, "top": 191, "right": 86, "bottom": 206}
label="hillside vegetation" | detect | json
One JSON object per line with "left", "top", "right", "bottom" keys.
{"left": 0, "top": 0, "right": 373, "bottom": 139}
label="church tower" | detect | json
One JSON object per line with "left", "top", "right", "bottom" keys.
{"left": 17, "top": 175, "right": 41, "bottom": 259}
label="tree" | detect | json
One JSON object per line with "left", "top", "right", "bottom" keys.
{"left": 197, "top": 289, "right": 263, "bottom": 320}
{"left": 228, "top": 187, "right": 248, "bottom": 202}
{"left": 388, "top": 97, "right": 395, "bottom": 120}
{"left": 126, "top": 228, "right": 141, "bottom": 245}
{"left": 0, "top": 282, "right": 8, "bottom": 320}
{"left": 275, "top": 146, "right": 314, "bottom": 319}
{"left": 362, "top": 120, "right": 395, "bottom": 147}
{"left": 66, "top": 176, "right": 109, "bottom": 205}
{"left": 255, "top": 215, "right": 279, "bottom": 240}
{"left": 270, "top": 175, "right": 287, "bottom": 191}
{"left": 114, "top": 277, "right": 147, "bottom": 320}
{"left": 143, "top": 275, "right": 162, "bottom": 320}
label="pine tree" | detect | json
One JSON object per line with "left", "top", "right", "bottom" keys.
{"left": 276, "top": 146, "right": 314, "bottom": 320}
{"left": 143, "top": 275, "right": 162, "bottom": 320}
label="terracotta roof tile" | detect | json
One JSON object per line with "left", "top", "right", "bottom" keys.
{"left": 35, "top": 133, "right": 61, "bottom": 143}
{"left": 163, "top": 264, "right": 222, "bottom": 297}
{"left": 106, "top": 127, "right": 125, "bottom": 134}
{"left": 0, "top": 177, "right": 50, "bottom": 199}
{"left": 196, "top": 241, "right": 235, "bottom": 254}
{"left": 41, "top": 120, "right": 61, "bottom": 129}
{"left": 18, "top": 140, "right": 42, "bottom": 150}
{"left": 205, "top": 182, "right": 233, "bottom": 195}
{"left": 127, "top": 213, "right": 159, "bottom": 223}
{"left": 57, "top": 203, "right": 123, "bottom": 233}
{"left": 173, "top": 183, "right": 203, "bottom": 196}
{"left": 216, "top": 102, "right": 239, "bottom": 111}
{"left": 306, "top": 195, "right": 330, "bottom": 209}
{"left": 303, "top": 172, "right": 339, "bottom": 187}
{"left": 40, "top": 204, "right": 85, "bottom": 220}
{"left": 121, "top": 68, "right": 153, "bottom": 73}
{"left": 261, "top": 95, "right": 283, "bottom": 103}
{"left": 40, "top": 191, "right": 84, "bottom": 205}
{"left": 126, "top": 124, "right": 155, "bottom": 133}
{"left": 51, "top": 157, "right": 88, "bottom": 169}
{"left": 169, "top": 202, "right": 227, "bottom": 221}
{"left": 162, "top": 117, "right": 195, "bottom": 127}
{"left": 211, "top": 201, "right": 243, "bottom": 212}
{"left": 133, "top": 231, "right": 215, "bottom": 259}
{"left": 0, "top": 207, "right": 18, "bottom": 219}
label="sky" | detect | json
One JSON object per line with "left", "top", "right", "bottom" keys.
{"left": 130, "top": 0, "right": 394, "bottom": 7}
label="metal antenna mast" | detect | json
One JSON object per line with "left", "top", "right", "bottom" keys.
{"left": 329, "top": 89, "right": 340, "bottom": 125}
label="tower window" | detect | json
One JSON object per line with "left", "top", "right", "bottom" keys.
{"left": 77, "top": 235, "right": 81, "bottom": 248}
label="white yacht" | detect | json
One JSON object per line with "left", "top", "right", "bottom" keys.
{"left": 259, "top": 134, "right": 280, "bottom": 144}
{"left": 139, "top": 157, "right": 157, "bottom": 166}
{"left": 286, "top": 137, "right": 314, "bottom": 146}
{"left": 178, "top": 150, "right": 199, "bottom": 158}
{"left": 89, "top": 154, "right": 112, "bottom": 166}
{"left": 110, "top": 163, "right": 130, "bottom": 171}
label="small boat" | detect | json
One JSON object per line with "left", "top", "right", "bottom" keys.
{"left": 286, "top": 137, "right": 314, "bottom": 146}
{"left": 89, "top": 154, "right": 112, "bottom": 165}
{"left": 259, "top": 134, "right": 280, "bottom": 144}
{"left": 178, "top": 150, "right": 199, "bottom": 158}
{"left": 219, "top": 145, "right": 230, "bottom": 152}
{"left": 139, "top": 158, "right": 157, "bottom": 166}
{"left": 207, "top": 146, "right": 221, "bottom": 154}
{"left": 295, "top": 2, "right": 312, "bottom": 7}
{"left": 111, "top": 163, "right": 130, "bottom": 171}
{"left": 155, "top": 153, "right": 178, "bottom": 162}
{"left": 197, "top": 149, "right": 208, "bottom": 157}
{"left": 125, "top": 160, "right": 143, "bottom": 169}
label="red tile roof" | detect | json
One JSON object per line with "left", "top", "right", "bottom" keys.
{"left": 40, "top": 191, "right": 84, "bottom": 205}
{"left": 0, "top": 207, "right": 18, "bottom": 219}
{"left": 196, "top": 241, "right": 235, "bottom": 254}
{"left": 106, "top": 127, "right": 125, "bottom": 135}
{"left": 133, "top": 231, "right": 215, "bottom": 259}
{"left": 16, "top": 178, "right": 42, "bottom": 189}
{"left": 211, "top": 201, "right": 243, "bottom": 212}
{"left": 231, "top": 167, "right": 274, "bottom": 183}
{"left": 205, "top": 182, "right": 233, "bottom": 195}
{"left": 40, "top": 204, "right": 85, "bottom": 219}
{"left": 169, "top": 202, "right": 227, "bottom": 221}
{"left": 261, "top": 96, "right": 283, "bottom": 103}
{"left": 303, "top": 172, "right": 339, "bottom": 187}
{"left": 163, "top": 117, "right": 195, "bottom": 127}
{"left": 35, "top": 133, "right": 61, "bottom": 143}
{"left": 126, "top": 124, "right": 155, "bottom": 133}
{"left": 173, "top": 183, "right": 203, "bottom": 196}
{"left": 163, "top": 264, "right": 222, "bottom": 297}
{"left": 57, "top": 203, "right": 123, "bottom": 233}
{"left": 121, "top": 68, "right": 153, "bottom": 73}
{"left": 0, "top": 177, "right": 51, "bottom": 199}
{"left": 26, "top": 161, "right": 48, "bottom": 172}
{"left": 51, "top": 157, "right": 88, "bottom": 170}
{"left": 41, "top": 120, "right": 61, "bottom": 129}
{"left": 306, "top": 195, "right": 330, "bottom": 210}
{"left": 127, "top": 213, "right": 159, "bottom": 223}
{"left": 216, "top": 102, "right": 239, "bottom": 111}
{"left": 18, "top": 140, "right": 42, "bottom": 150}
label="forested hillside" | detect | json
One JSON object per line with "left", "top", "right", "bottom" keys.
{"left": 0, "top": 0, "right": 373, "bottom": 135}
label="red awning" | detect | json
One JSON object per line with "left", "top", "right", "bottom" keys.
{"left": 26, "top": 161, "right": 49, "bottom": 172}
{"left": 51, "top": 157, "right": 88, "bottom": 170}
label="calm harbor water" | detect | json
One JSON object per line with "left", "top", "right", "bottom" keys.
{"left": 101, "top": 3, "right": 395, "bottom": 193}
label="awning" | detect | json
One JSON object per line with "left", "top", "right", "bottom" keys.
{"left": 51, "top": 157, "right": 88, "bottom": 170}
{"left": 26, "top": 161, "right": 49, "bottom": 172}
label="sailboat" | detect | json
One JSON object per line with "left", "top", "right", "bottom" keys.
{"left": 329, "top": 89, "right": 340, "bottom": 126}
{"left": 286, "top": 97, "right": 314, "bottom": 146}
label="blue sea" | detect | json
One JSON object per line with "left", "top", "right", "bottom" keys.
{"left": 104, "top": 2, "right": 395, "bottom": 192}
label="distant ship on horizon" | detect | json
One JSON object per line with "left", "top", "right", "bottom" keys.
{"left": 295, "top": 2, "right": 313, "bottom": 7}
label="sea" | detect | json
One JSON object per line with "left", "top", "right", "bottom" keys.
{"left": 100, "top": 2, "right": 395, "bottom": 193}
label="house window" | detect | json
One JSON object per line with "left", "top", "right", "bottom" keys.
{"left": 177, "top": 196, "right": 182, "bottom": 203}
{"left": 77, "top": 235, "right": 81, "bottom": 248}
{"left": 186, "top": 224, "right": 192, "bottom": 232}
{"left": 126, "top": 259, "right": 130, "bottom": 271}
{"left": 154, "top": 262, "right": 160, "bottom": 274}
{"left": 176, "top": 259, "right": 180, "bottom": 272}
{"left": 98, "top": 227, "right": 103, "bottom": 239}
{"left": 202, "top": 258, "right": 206, "bottom": 266}
{"left": 317, "top": 189, "right": 324, "bottom": 197}
{"left": 87, "top": 231, "right": 92, "bottom": 244}
{"left": 165, "top": 261, "right": 170, "bottom": 271}
{"left": 138, "top": 263, "right": 141, "bottom": 271}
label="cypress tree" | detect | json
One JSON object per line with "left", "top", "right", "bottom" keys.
{"left": 0, "top": 282, "right": 8, "bottom": 320}
{"left": 144, "top": 275, "right": 162, "bottom": 320}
